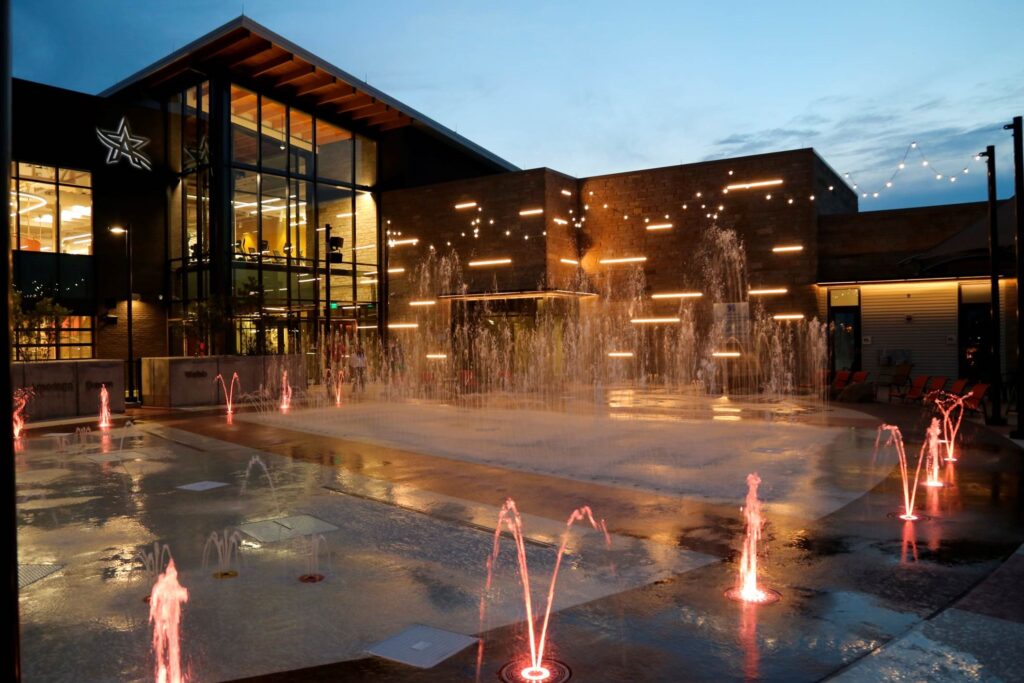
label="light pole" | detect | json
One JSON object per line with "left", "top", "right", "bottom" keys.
{"left": 109, "top": 225, "right": 135, "bottom": 402}
{"left": 1005, "top": 116, "right": 1023, "bottom": 438}
{"left": 978, "top": 147, "right": 1005, "bottom": 425}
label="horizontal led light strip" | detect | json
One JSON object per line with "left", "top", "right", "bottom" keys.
{"left": 651, "top": 292, "right": 702, "bottom": 299}
{"left": 607, "top": 351, "right": 634, "bottom": 357}
{"left": 724, "top": 179, "right": 783, "bottom": 191}
{"left": 468, "top": 258, "right": 512, "bottom": 267}
{"left": 773, "top": 313, "right": 805, "bottom": 320}
{"left": 409, "top": 300, "right": 437, "bottom": 306}
{"left": 388, "top": 323, "right": 419, "bottom": 329}
{"left": 631, "top": 317, "right": 680, "bottom": 324}
{"left": 387, "top": 268, "right": 405, "bottom": 274}
{"left": 749, "top": 287, "right": 788, "bottom": 295}
{"left": 425, "top": 353, "right": 447, "bottom": 359}
{"left": 646, "top": 223, "right": 673, "bottom": 231}
{"left": 389, "top": 238, "right": 419, "bottom": 247}
{"left": 519, "top": 208, "right": 544, "bottom": 216}
{"left": 559, "top": 258, "right": 579, "bottom": 265}
{"left": 600, "top": 256, "right": 647, "bottom": 264}
{"left": 772, "top": 245, "right": 803, "bottom": 253}
{"left": 712, "top": 351, "right": 741, "bottom": 357}
{"left": 454, "top": 201, "right": 478, "bottom": 209}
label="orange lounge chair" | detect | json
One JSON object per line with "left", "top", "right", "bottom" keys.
{"left": 895, "top": 375, "right": 930, "bottom": 403}
{"left": 963, "top": 383, "right": 989, "bottom": 414}
{"left": 851, "top": 371, "right": 869, "bottom": 384}
{"left": 948, "top": 378, "right": 968, "bottom": 396}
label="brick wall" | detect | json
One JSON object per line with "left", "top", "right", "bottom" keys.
{"left": 95, "top": 300, "right": 167, "bottom": 360}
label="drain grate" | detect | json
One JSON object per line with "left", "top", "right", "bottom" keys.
{"left": 367, "top": 624, "right": 477, "bottom": 669}
{"left": 239, "top": 514, "right": 338, "bottom": 543}
{"left": 19, "top": 563, "right": 62, "bottom": 588}
{"left": 177, "top": 481, "right": 229, "bottom": 492}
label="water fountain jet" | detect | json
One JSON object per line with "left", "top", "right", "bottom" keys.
{"left": 923, "top": 418, "right": 944, "bottom": 488}
{"left": 482, "top": 498, "right": 609, "bottom": 683}
{"left": 876, "top": 424, "right": 925, "bottom": 521}
{"left": 202, "top": 529, "right": 243, "bottom": 579}
{"left": 12, "top": 387, "right": 32, "bottom": 441}
{"left": 99, "top": 384, "right": 112, "bottom": 429}
{"left": 725, "top": 473, "right": 780, "bottom": 605}
{"left": 149, "top": 559, "right": 189, "bottom": 683}
{"left": 279, "top": 369, "right": 292, "bottom": 413}
{"left": 214, "top": 372, "right": 240, "bottom": 417}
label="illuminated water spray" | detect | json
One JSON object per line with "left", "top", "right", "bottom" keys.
{"left": 923, "top": 418, "right": 944, "bottom": 488}
{"left": 12, "top": 387, "right": 32, "bottom": 440}
{"left": 214, "top": 372, "right": 240, "bottom": 417}
{"left": 876, "top": 424, "right": 925, "bottom": 521}
{"left": 99, "top": 384, "right": 112, "bottom": 429}
{"left": 279, "top": 370, "right": 292, "bottom": 413}
{"left": 149, "top": 559, "right": 189, "bottom": 683}
{"left": 934, "top": 392, "right": 966, "bottom": 462}
{"left": 482, "top": 498, "right": 610, "bottom": 683}
{"left": 726, "top": 473, "right": 779, "bottom": 604}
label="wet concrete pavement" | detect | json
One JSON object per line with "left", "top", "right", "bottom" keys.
{"left": 14, "top": 393, "right": 1024, "bottom": 682}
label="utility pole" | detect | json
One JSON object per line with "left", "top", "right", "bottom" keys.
{"left": 1006, "top": 116, "right": 1024, "bottom": 438}
{"left": 1, "top": 1, "right": 23, "bottom": 678}
{"left": 980, "top": 145, "right": 1006, "bottom": 425}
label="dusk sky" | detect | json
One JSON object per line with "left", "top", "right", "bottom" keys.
{"left": 12, "top": 0, "right": 1024, "bottom": 210}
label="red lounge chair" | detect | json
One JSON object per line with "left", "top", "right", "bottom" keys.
{"left": 894, "top": 375, "right": 930, "bottom": 403}
{"left": 851, "top": 371, "right": 869, "bottom": 384}
{"left": 963, "top": 383, "right": 989, "bottom": 414}
{"left": 922, "top": 376, "right": 948, "bottom": 402}
{"left": 831, "top": 370, "right": 851, "bottom": 391}
{"left": 886, "top": 363, "right": 914, "bottom": 402}
{"left": 949, "top": 378, "right": 968, "bottom": 396}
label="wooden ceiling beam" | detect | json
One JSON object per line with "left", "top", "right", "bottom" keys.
{"left": 222, "top": 38, "right": 274, "bottom": 68}
{"left": 365, "top": 110, "right": 402, "bottom": 126}
{"left": 270, "top": 64, "right": 317, "bottom": 88}
{"left": 336, "top": 95, "right": 375, "bottom": 114}
{"left": 243, "top": 52, "right": 294, "bottom": 78}
{"left": 350, "top": 103, "right": 389, "bottom": 121}
{"left": 294, "top": 76, "right": 337, "bottom": 97}
{"left": 378, "top": 116, "right": 412, "bottom": 131}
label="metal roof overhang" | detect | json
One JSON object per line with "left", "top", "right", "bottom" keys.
{"left": 100, "top": 16, "right": 517, "bottom": 172}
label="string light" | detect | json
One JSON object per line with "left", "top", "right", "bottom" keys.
{"left": 841, "top": 141, "right": 983, "bottom": 201}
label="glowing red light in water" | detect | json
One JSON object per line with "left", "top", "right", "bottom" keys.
{"left": 327, "top": 367, "right": 345, "bottom": 407}
{"left": 479, "top": 498, "right": 610, "bottom": 682}
{"left": 876, "top": 424, "right": 925, "bottom": 521}
{"left": 726, "top": 473, "right": 779, "bottom": 604}
{"left": 923, "top": 418, "right": 944, "bottom": 488}
{"left": 739, "top": 600, "right": 760, "bottom": 680}
{"left": 214, "top": 372, "right": 240, "bottom": 417}
{"left": 933, "top": 392, "right": 966, "bottom": 462}
{"left": 99, "top": 384, "right": 112, "bottom": 429}
{"left": 280, "top": 370, "right": 292, "bottom": 413}
{"left": 900, "top": 520, "right": 918, "bottom": 564}
{"left": 12, "top": 387, "right": 32, "bottom": 440}
{"left": 149, "top": 559, "right": 189, "bottom": 683}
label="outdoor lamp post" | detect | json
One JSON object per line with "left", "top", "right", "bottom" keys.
{"left": 978, "top": 147, "right": 1005, "bottom": 426}
{"left": 109, "top": 225, "right": 136, "bottom": 402}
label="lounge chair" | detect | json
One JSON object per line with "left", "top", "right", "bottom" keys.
{"left": 922, "top": 376, "right": 948, "bottom": 402}
{"left": 851, "top": 371, "right": 869, "bottom": 384}
{"left": 830, "top": 370, "right": 851, "bottom": 396}
{"left": 948, "top": 378, "right": 968, "bottom": 396}
{"left": 893, "top": 375, "right": 929, "bottom": 403}
{"left": 886, "top": 363, "right": 913, "bottom": 402}
{"left": 963, "top": 383, "right": 989, "bottom": 415}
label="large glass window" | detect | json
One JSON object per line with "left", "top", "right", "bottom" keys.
{"left": 10, "top": 162, "right": 92, "bottom": 255}
{"left": 260, "top": 96, "right": 288, "bottom": 172}
{"left": 232, "top": 169, "right": 259, "bottom": 258}
{"left": 316, "top": 118, "right": 353, "bottom": 184}
{"left": 289, "top": 109, "right": 314, "bottom": 177}
{"left": 356, "top": 136, "right": 377, "bottom": 187}
{"left": 231, "top": 85, "right": 259, "bottom": 166}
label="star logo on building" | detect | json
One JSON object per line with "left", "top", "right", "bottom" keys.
{"left": 96, "top": 117, "right": 152, "bottom": 171}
